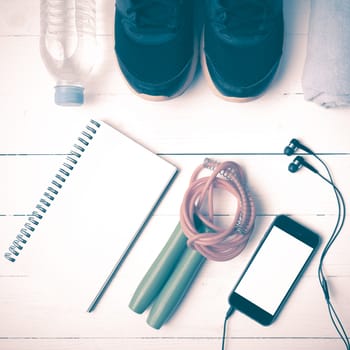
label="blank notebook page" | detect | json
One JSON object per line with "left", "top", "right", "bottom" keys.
{"left": 7, "top": 119, "right": 177, "bottom": 312}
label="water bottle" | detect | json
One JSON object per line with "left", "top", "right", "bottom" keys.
{"left": 40, "top": 0, "right": 97, "bottom": 106}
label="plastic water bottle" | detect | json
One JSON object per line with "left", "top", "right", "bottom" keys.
{"left": 40, "top": 0, "right": 97, "bottom": 106}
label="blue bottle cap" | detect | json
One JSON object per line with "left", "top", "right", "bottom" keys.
{"left": 55, "top": 85, "right": 84, "bottom": 106}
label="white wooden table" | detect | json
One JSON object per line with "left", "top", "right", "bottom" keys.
{"left": 1, "top": 1, "right": 349, "bottom": 349}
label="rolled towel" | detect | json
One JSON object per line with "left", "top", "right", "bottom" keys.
{"left": 302, "top": 0, "right": 350, "bottom": 108}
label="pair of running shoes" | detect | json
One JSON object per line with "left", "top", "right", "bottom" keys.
{"left": 115, "top": 0, "right": 284, "bottom": 101}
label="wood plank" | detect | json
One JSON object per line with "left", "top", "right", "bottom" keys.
{"left": 0, "top": 154, "right": 348, "bottom": 215}
{"left": 0, "top": 0, "right": 310, "bottom": 36}
{"left": 0, "top": 98, "right": 349, "bottom": 154}
{"left": 1, "top": 214, "right": 350, "bottom": 276}
{"left": 0, "top": 263, "right": 348, "bottom": 339}
{"left": 0, "top": 338, "right": 345, "bottom": 350}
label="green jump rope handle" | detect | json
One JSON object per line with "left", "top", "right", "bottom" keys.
{"left": 146, "top": 246, "right": 206, "bottom": 329}
{"left": 129, "top": 221, "right": 188, "bottom": 314}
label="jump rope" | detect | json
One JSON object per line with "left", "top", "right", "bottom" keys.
{"left": 130, "top": 144, "right": 348, "bottom": 350}
{"left": 129, "top": 158, "right": 256, "bottom": 329}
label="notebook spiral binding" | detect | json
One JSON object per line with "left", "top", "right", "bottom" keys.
{"left": 4, "top": 119, "right": 101, "bottom": 262}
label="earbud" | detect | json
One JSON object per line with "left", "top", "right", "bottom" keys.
{"left": 284, "top": 138, "right": 314, "bottom": 156}
{"left": 288, "top": 156, "right": 319, "bottom": 174}
{"left": 288, "top": 156, "right": 302, "bottom": 173}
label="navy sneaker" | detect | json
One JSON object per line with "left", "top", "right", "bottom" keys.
{"left": 115, "top": 0, "right": 197, "bottom": 100}
{"left": 202, "top": 0, "right": 284, "bottom": 101}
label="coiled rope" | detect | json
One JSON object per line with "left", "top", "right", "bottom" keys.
{"left": 180, "top": 158, "right": 256, "bottom": 261}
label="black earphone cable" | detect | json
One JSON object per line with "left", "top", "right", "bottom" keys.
{"left": 221, "top": 306, "right": 235, "bottom": 350}
{"left": 302, "top": 152, "right": 349, "bottom": 349}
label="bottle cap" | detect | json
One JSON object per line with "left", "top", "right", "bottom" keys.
{"left": 55, "top": 85, "right": 84, "bottom": 106}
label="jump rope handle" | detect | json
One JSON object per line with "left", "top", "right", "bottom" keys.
{"left": 129, "top": 222, "right": 188, "bottom": 314}
{"left": 147, "top": 219, "right": 207, "bottom": 329}
{"left": 129, "top": 218, "right": 207, "bottom": 329}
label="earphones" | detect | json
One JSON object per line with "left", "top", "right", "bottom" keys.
{"left": 284, "top": 138, "right": 349, "bottom": 350}
{"left": 285, "top": 138, "right": 319, "bottom": 174}
{"left": 221, "top": 141, "right": 348, "bottom": 350}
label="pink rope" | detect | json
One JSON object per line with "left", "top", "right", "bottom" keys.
{"left": 180, "top": 158, "right": 256, "bottom": 261}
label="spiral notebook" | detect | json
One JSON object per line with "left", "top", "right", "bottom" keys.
{"left": 3, "top": 119, "right": 177, "bottom": 311}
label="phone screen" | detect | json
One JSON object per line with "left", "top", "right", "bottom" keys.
{"left": 233, "top": 224, "right": 315, "bottom": 317}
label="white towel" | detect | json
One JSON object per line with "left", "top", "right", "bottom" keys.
{"left": 302, "top": 0, "right": 350, "bottom": 108}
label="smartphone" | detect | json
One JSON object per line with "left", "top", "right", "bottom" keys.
{"left": 228, "top": 215, "right": 320, "bottom": 326}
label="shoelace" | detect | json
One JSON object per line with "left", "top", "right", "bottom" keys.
{"left": 126, "top": 0, "right": 181, "bottom": 32}
{"left": 214, "top": 0, "right": 276, "bottom": 36}
{"left": 180, "top": 158, "right": 256, "bottom": 261}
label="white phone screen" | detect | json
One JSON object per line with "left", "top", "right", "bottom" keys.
{"left": 234, "top": 226, "right": 313, "bottom": 315}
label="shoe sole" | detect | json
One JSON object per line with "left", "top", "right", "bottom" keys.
{"left": 200, "top": 30, "right": 266, "bottom": 103}
{"left": 120, "top": 36, "right": 199, "bottom": 102}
